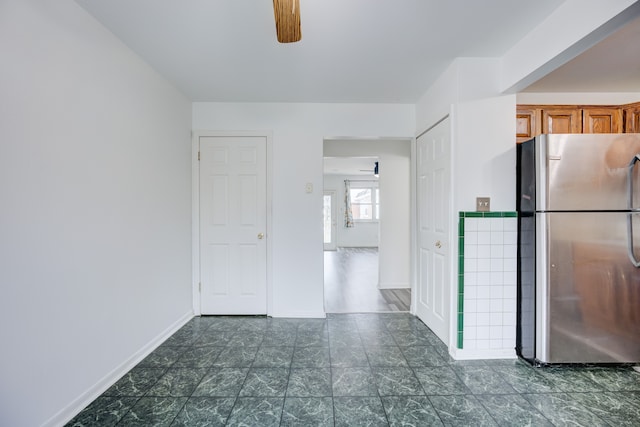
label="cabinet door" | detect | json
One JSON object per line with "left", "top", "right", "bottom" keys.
{"left": 583, "top": 108, "right": 623, "bottom": 133}
{"left": 542, "top": 109, "right": 582, "bottom": 134}
{"left": 516, "top": 108, "right": 540, "bottom": 143}
{"left": 624, "top": 103, "right": 640, "bottom": 133}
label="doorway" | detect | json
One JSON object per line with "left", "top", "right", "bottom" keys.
{"left": 323, "top": 139, "right": 412, "bottom": 313}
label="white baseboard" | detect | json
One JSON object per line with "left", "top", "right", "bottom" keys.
{"left": 450, "top": 347, "right": 517, "bottom": 360}
{"left": 378, "top": 281, "right": 410, "bottom": 289}
{"left": 46, "top": 311, "right": 194, "bottom": 427}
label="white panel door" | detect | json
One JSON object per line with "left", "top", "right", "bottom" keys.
{"left": 200, "top": 136, "right": 267, "bottom": 314}
{"left": 416, "top": 118, "right": 451, "bottom": 343}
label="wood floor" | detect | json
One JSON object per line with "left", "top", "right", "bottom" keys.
{"left": 324, "top": 247, "right": 411, "bottom": 313}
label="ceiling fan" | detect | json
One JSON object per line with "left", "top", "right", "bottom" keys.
{"left": 272, "top": 0, "right": 302, "bottom": 43}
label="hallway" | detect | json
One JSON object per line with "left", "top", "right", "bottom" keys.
{"left": 324, "top": 248, "right": 411, "bottom": 313}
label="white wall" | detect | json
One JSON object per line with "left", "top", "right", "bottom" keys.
{"left": 323, "top": 174, "right": 379, "bottom": 248}
{"left": 0, "top": 1, "right": 193, "bottom": 426}
{"left": 193, "top": 103, "right": 415, "bottom": 316}
{"left": 517, "top": 92, "right": 640, "bottom": 105}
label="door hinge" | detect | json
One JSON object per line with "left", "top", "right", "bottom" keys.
{"left": 198, "top": 282, "right": 201, "bottom": 292}
{"left": 198, "top": 151, "right": 200, "bottom": 161}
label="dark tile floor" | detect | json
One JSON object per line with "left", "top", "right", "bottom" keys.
{"left": 68, "top": 313, "right": 640, "bottom": 426}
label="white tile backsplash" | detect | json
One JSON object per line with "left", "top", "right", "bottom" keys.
{"left": 460, "top": 213, "right": 518, "bottom": 354}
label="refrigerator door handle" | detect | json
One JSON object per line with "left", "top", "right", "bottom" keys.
{"left": 627, "top": 154, "right": 640, "bottom": 267}
{"left": 627, "top": 154, "right": 640, "bottom": 210}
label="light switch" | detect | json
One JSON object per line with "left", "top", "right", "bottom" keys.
{"left": 305, "top": 183, "right": 313, "bottom": 193}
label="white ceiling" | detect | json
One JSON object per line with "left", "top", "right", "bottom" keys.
{"left": 523, "top": 13, "right": 640, "bottom": 93}
{"left": 76, "top": 0, "right": 571, "bottom": 103}
{"left": 324, "top": 157, "right": 378, "bottom": 176}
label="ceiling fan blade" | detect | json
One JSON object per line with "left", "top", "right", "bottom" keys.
{"left": 273, "top": 0, "right": 301, "bottom": 43}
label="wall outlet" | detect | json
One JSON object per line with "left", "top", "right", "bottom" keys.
{"left": 476, "top": 197, "right": 490, "bottom": 212}
{"left": 305, "top": 183, "right": 313, "bottom": 193}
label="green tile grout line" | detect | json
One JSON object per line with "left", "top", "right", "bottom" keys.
{"left": 456, "top": 211, "right": 517, "bottom": 350}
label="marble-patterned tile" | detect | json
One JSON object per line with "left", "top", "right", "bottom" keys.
{"left": 291, "top": 346, "right": 330, "bottom": 368}
{"left": 66, "top": 396, "right": 138, "bottom": 427}
{"left": 476, "top": 394, "right": 553, "bottom": 427}
{"left": 330, "top": 345, "right": 369, "bottom": 367}
{"left": 172, "top": 345, "right": 224, "bottom": 368}
{"left": 329, "top": 330, "right": 363, "bottom": 347}
{"left": 372, "top": 367, "right": 424, "bottom": 396}
{"left": 170, "top": 397, "right": 235, "bottom": 427}
{"left": 523, "top": 392, "right": 607, "bottom": 426}
{"left": 137, "top": 346, "right": 185, "bottom": 368}
{"left": 234, "top": 317, "right": 269, "bottom": 332}
{"left": 536, "top": 367, "right": 604, "bottom": 392}
{"left": 262, "top": 330, "right": 297, "bottom": 346}
{"left": 199, "top": 317, "right": 241, "bottom": 331}
{"left": 621, "top": 391, "right": 640, "bottom": 407}
{"left": 281, "top": 397, "right": 334, "bottom": 426}
{"left": 191, "top": 368, "right": 248, "bottom": 397}
{"left": 296, "top": 319, "right": 328, "bottom": 334}
{"left": 253, "top": 346, "right": 294, "bottom": 368}
{"left": 581, "top": 367, "right": 640, "bottom": 391}
{"left": 334, "top": 396, "right": 389, "bottom": 427}
{"left": 266, "top": 318, "right": 300, "bottom": 333}
{"left": 332, "top": 367, "right": 378, "bottom": 396}
{"left": 359, "top": 329, "right": 397, "bottom": 347}
{"left": 211, "top": 346, "right": 258, "bottom": 367}
{"left": 327, "top": 317, "right": 359, "bottom": 333}
{"left": 295, "top": 330, "right": 329, "bottom": 347}
{"left": 103, "top": 367, "right": 165, "bottom": 397}
{"left": 146, "top": 368, "right": 208, "bottom": 397}
{"left": 413, "top": 367, "right": 470, "bottom": 395}
{"left": 494, "top": 363, "right": 559, "bottom": 393}
{"left": 287, "top": 368, "right": 332, "bottom": 397}
{"left": 429, "top": 394, "right": 497, "bottom": 426}
{"left": 365, "top": 346, "right": 408, "bottom": 367}
{"left": 567, "top": 391, "right": 640, "bottom": 427}
{"left": 193, "top": 330, "right": 235, "bottom": 346}
{"left": 384, "top": 316, "right": 426, "bottom": 332}
{"left": 355, "top": 314, "right": 389, "bottom": 331}
{"left": 178, "top": 318, "right": 211, "bottom": 334}
{"left": 381, "top": 396, "right": 444, "bottom": 427}
{"left": 391, "top": 330, "right": 432, "bottom": 347}
{"left": 239, "top": 368, "right": 289, "bottom": 397}
{"left": 400, "top": 345, "right": 449, "bottom": 367}
{"left": 162, "top": 329, "right": 202, "bottom": 347}
{"left": 117, "top": 396, "right": 187, "bottom": 427}
{"left": 226, "top": 330, "right": 265, "bottom": 347}
{"left": 225, "top": 397, "right": 283, "bottom": 427}
{"left": 452, "top": 365, "right": 516, "bottom": 394}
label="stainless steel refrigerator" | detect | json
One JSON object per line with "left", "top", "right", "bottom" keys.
{"left": 517, "top": 133, "right": 640, "bottom": 365}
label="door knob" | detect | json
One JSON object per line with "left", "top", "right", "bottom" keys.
{"left": 435, "top": 240, "right": 442, "bottom": 248}
{"left": 258, "top": 233, "right": 264, "bottom": 240}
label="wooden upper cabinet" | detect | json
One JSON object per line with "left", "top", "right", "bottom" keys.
{"left": 624, "top": 102, "right": 640, "bottom": 133}
{"left": 516, "top": 102, "right": 639, "bottom": 142}
{"left": 542, "top": 108, "right": 582, "bottom": 134}
{"left": 516, "top": 107, "right": 540, "bottom": 143}
{"left": 583, "top": 108, "right": 623, "bottom": 133}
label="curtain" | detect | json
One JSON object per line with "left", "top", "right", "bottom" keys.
{"left": 344, "top": 180, "right": 354, "bottom": 228}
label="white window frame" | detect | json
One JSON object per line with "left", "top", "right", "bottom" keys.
{"left": 349, "top": 182, "right": 380, "bottom": 223}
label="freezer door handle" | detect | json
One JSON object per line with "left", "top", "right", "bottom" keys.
{"left": 627, "top": 155, "right": 640, "bottom": 267}
{"left": 627, "top": 154, "right": 640, "bottom": 210}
